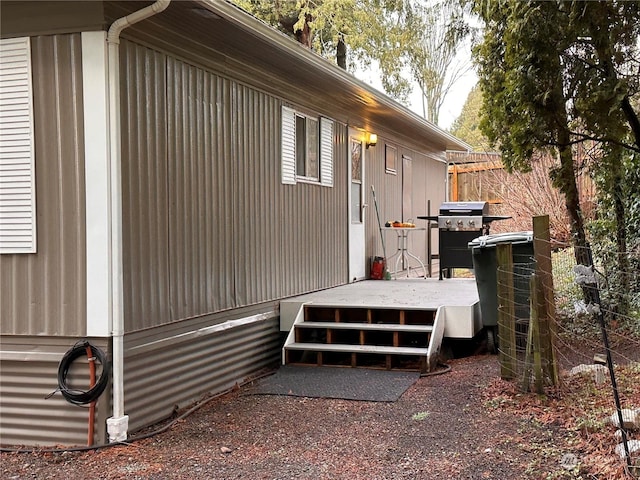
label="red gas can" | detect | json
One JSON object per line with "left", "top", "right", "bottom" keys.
{"left": 370, "top": 256, "right": 386, "bottom": 280}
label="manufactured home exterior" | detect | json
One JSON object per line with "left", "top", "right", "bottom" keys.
{"left": 0, "top": 0, "right": 468, "bottom": 446}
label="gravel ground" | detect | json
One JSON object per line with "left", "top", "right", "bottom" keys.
{"left": 1, "top": 354, "right": 587, "bottom": 480}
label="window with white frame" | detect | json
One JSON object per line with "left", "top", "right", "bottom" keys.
{"left": 296, "top": 114, "right": 318, "bottom": 180}
{"left": 282, "top": 106, "right": 333, "bottom": 187}
{"left": 0, "top": 37, "right": 37, "bottom": 254}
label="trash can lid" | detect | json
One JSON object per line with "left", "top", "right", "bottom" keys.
{"left": 468, "top": 231, "right": 534, "bottom": 248}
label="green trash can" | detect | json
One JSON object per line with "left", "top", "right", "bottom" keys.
{"left": 468, "top": 231, "right": 535, "bottom": 352}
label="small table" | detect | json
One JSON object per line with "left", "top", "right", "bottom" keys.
{"left": 382, "top": 227, "right": 427, "bottom": 278}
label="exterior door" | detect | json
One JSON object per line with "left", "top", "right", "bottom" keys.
{"left": 348, "top": 135, "right": 366, "bottom": 281}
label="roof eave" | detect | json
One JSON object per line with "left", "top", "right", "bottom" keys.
{"left": 202, "top": 0, "right": 470, "bottom": 152}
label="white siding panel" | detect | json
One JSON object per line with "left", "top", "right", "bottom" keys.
{"left": 0, "top": 37, "right": 36, "bottom": 253}
{"left": 281, "top": 106, "right": 296, "bottom": 185}
{"left": 320, "top": 117, "right": 333, "bottom": 187}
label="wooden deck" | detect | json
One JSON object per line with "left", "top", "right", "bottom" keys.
{"left": 280, "top": 278, "right": 481, "bottom": 339}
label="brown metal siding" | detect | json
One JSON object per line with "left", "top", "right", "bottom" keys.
{"left": 410, "top": 152, "right": 447, "bottom": 259}
{"left": 120, "top": 40, "right": 171, "bottom": 329}
{"left": 0, "top": 34, "right": 86, "bottom": 336}
{"left": 365, "top": 140, "right": 403, "bottom": 261}
{"left": 121, "top": 40, "right": 348, "bottom": 332}
{"left": 330, "top": 123, "right": 349, "bottom": 278}
{"left": 365, "top": 141, "right": 446, "bottom": 268}
{"left": 166, "top": 59, "right": 236, "bottom": 318}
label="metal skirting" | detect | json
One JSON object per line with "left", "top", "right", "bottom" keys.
{"left": 0, "top": 316, "right": 281, "bottom": 447}
{"left": 123, "top": 315, "right": 281, "bottom": 434}
{"left": 0, "top": 337, "right": 110, "bottom": 447}
{"left": 0, "top": 360, "right": 93, "bottom": 446}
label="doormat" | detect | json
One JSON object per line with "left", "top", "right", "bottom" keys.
{"left": 245, "top": 365, "right": 420, "bottom": 402}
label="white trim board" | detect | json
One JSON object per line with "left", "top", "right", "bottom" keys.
{"left": 82, "top": 31, "right": 111, "bottom": 337}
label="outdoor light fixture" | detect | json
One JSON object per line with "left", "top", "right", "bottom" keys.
{"left": 365, "top": 132, "right": 378, "bottom": 149}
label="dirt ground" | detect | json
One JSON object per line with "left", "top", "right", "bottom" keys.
{"left": 6, "top": 351, "right": 636, "bottom": 480}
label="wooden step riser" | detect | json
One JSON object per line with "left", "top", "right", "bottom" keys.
{"left": 295, "top": 328, "right": 431, "bottom": 349}
{"left": 284, "top": 348, "right": 427, "bottom": 372}
{"left": 304, "top": 306, "right": 436, "bottom": 326}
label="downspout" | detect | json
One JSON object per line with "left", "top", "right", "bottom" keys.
{"left": 105, "top": 0, "right": 170, "bottom": 444}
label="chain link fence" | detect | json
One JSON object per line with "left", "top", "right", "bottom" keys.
{"left": 494, "top": 239, "right": 639, "bottom": 387}
{"left": 552, "top": 243, "right": 640, "bottom": 366}
{"left": 491, "top": 232, "right": 639, "bottom": 474}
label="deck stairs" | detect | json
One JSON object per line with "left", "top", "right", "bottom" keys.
{"left": 282, "top": 304, "right": 445, "bottom": 373}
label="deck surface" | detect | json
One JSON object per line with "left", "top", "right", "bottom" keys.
{"left": 282, "top": 278, "right": 479, "bottom": 310}
{"left": 280, "top": 278, "right": 482, "bottom": 338}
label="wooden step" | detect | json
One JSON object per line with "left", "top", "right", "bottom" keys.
{"left": 285, "top": 342, "right": 428, "bottom": 356}
{"left": 282, "top": 303, "right": 445, "bottom": 373}
{"left": 295, "top": 322, "right": 433, "bottom": 333}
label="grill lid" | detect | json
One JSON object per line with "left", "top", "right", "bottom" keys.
{"left": 439, "top": 201, "right": 488, "bottom": 216}
{"left": 417, "top": 201, "right": 510, "bottom": 231}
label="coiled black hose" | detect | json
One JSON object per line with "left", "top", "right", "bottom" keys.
{"left": 55, "top": 341, "right": 110, "bottom": 406}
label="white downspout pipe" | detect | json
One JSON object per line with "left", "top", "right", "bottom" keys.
{"left": 106, "top": 0, "right": 170, "bottom": 444}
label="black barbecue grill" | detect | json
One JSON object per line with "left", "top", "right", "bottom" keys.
{"left": 418, "top": 201, "right": 509, "bottom": 279}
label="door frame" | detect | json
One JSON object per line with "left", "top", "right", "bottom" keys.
{"left": 347, "top": 132, "right": 366, "bottom": 282}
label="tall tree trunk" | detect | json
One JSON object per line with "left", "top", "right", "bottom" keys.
{"left": 295, "top": 13, "right": 313, "bottom": 47}
{"left": 554, "top": 139, "right": 595, "bottom": 304}
{"left": 551, "top": 72, "right": 590, "bottom": 272}
{"left": 279, "top": 13, "right": 313, "bottom": 48}
{"left": 336, "top": 36, "right": 347, "bottom": 70}
{"left": 555, "top": 142, "right": 587, "bottom": 253}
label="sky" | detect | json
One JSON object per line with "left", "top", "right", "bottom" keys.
{"left": 409, "top": 69, "right": 478, "bottom": 130}
{"left": 353, "top": 6, "right": 482, "bottom": 132}
{"left": 355, "top": 52, "right": 478, "bottom": 132}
